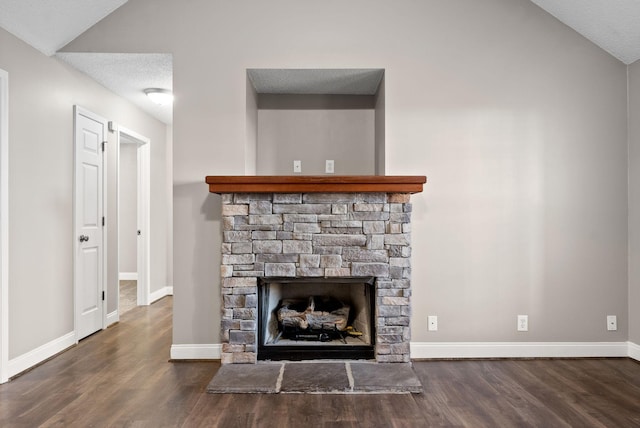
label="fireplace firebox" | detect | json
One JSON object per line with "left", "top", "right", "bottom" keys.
{"left": 258, "top": 277, "right": 375, "bottom": 360}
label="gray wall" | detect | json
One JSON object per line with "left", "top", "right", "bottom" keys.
{"left": 119, "top": 143, "right": 137, "bottom": 274}
{"left": 63, "top": 0, "right": 629, "bottom": 347}
{"left": 0, "top": 26, "right": 171, "bottom": 359}
{"left": 257, "top": 95, "right": 375, "bottom": 175}
{"left": 629, "top": 60, "right": 640, "bottom": 345}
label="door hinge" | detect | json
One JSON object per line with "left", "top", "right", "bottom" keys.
{"left": 102, "top": 216, "right": 105, "bottom": 227}
{"left": 102, "top": 291, "right": 105, "bottom": 301}
{"left": 101, "top": 141, "right": 107, "bottom": 152}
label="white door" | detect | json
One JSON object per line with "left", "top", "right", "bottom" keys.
{"left": 74, "top": 106, "right": 106, "bottom": 341}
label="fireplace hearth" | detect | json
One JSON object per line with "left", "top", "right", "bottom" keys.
{"left": 206, "top": 175, "right": 426, "bottom": 364}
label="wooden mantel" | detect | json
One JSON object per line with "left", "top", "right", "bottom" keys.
{"left": 205, "top": 175, "right": 426, "bottom": 194}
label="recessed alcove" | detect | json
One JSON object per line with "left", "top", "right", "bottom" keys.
{"left": 245, "top": 69, "right": 385, "bottom": 175}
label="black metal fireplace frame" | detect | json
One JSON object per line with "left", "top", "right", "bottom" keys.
{"left": 257, "top": 277, "right": 376, "bottom": 361}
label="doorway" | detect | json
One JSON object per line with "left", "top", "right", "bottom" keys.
{"left": 117, "top": 126, "right": 150, "bottom": 318}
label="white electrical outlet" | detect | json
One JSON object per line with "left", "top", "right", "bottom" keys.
{"left": 517, "top": 315, "right": 528, "bottom": 332}
{"left": 293, "top": 160, "right": 302, "bottom": 173}
{"left": 325, "top": 159, "right": 335, "bottom": 174}
{"left": 428, "top": 315, "right": 438, "bottom": 331}
{"left": 607, "top": 315, "right": 617, "bottom": 331}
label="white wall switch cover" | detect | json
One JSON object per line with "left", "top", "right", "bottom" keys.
{"left": 293, "top": 160, "right": 302, "bottom": 173}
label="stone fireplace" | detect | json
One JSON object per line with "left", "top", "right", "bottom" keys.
{"left": 206, "top": 175, "right": 426, "bottom": 364}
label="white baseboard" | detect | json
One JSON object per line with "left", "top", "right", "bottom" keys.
{"left": 629, "top": 341, "right": 640, "bottom": 361}
{"left": 119, "top": 272, "right": 137, "bottom": 281}
{"left": 106, "top": 310, "right": 119, "bottom": 327}
{"left": 7, "top": 332, "right": 75, "bottom": 379}
{"left": 410, "top": 342, "right": 630, "bottom": 359}
{"left": 170, "top": 344, "right": 221, "bottom": 360}
{"left": 168, "top": 341, "right": 636, "bottom": 361}
{"left": 149, "top": 286, "right": 173, "bottom": 304}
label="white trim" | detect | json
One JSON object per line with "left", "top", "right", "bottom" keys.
{"left": 629, "top": 341, "right": 640, "bottom": 361}
{"left": 170, "top": 344, "right": 221, "bottom": 360}
{"left": 410, "top": 342, "right": 630, "bottom": 359}
{"left": 106, "top": 310, "right": 119, "bottom": 326}
{"left": 137, "top": 139, "right": 150, "bottom": 305}
{"left": 0, "top": 69, "right": 8, "bottom": 383}
{"left": 119, "top": 272, "right": 138, "bottom": 281}
{"left": 149, "top": 286, "right": 173, "bottom": 304}
{"left": 7, "top": 332, "right": 75, "bottom": 379}
{"left": 170, "top": 341, "right": 638, "bottom": 362}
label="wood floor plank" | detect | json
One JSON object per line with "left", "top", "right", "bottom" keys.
{"left": 2, "top": 297, "right": 640, "bottom": 427}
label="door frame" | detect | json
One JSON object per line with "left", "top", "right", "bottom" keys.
{"left": 0, "top": 69, "right": 9, "bottom": 383}
{"left": 73, "top": 106, "right": 108, "bottom": 341}
{"left": 116, "top": 125, "right": 150, "bottom": 311}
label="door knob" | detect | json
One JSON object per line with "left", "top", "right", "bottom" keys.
{"left": 79, "top": 235, "right": 89, "bottom": 242}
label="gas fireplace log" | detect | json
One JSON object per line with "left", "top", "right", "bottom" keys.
{"left": 277, "top": 296, "right": 350, "bottom": 331}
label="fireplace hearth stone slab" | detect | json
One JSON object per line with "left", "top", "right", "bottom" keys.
{"left": 350, "top": 362, "right": 423, "bottom": 393}
{"left": 206, "top": 362, "right": 423, "bottom": 394}
{"left": 280, "top": 362, "right": 350, "bottom": 393}
{"left": 206, "top": 363, "right": 282, "bottom": 393}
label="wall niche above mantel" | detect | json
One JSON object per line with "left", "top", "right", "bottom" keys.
{"left": 245, "top": 69, "right": 385, "bottom": 176}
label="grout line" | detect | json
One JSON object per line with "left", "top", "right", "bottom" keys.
{"left": 275, "top": 363, "right": 285, "bottom": 393}
{"left": 345, "top": 362, "right": 354, "bottom": 392}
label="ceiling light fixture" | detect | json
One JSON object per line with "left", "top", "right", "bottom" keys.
{"left": 144, "top": 88, "right": 174, "bottom": 105}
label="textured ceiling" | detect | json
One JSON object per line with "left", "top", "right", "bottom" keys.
{"left": 0, "top": 0, "right": 128, "bottom": 56}
{"left": 56, "top": 53, "right": 173, "bottom": 124}
{"left": 248, "top": 69, "right": 385, "bottom": 95}
{"left": 530, "top": 0, "right": 640, "bottom": 64}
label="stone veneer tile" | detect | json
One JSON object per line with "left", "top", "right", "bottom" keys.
{"left": 351, "top": 262, "right": 390, "bottom": 277}
{"left": 223, "top": 231, "right": 251, "bottom": 242}
{"left": 283, "top": 214, "right": 317, "bottom": 223}
{"left": 273, "top": 193, "right": 302, "bottom": 204}
{"left": 222, "top": 204, "right": 249, "bottom": 216}
{"left": 319, "top": 255, "right": 342, "bottom": 268}
{"left": 273, "top": 203, "right": 332, "bottom": 214}
{"left": 296, "top": 267, "right": 324, "bottom": 277}
{"left": 299, "top": 254, "right": 320, "bottom": 268}
{"left": 264, "top": 263, "right": 296, "bottom": 277}
{"left": 313, "top": 234, "right": 367, "bottom": 247}
{"left": 253, "top": 240, "right": 283, "bottom": 254}
{"left": 282, "top": 240, "right": 312, "bottom": 254}
{"left": 342, "top": 248, "right": 388, "bottom": 263}
{"left": 249, "top": 201, "right": 272, "bottom": 214}
{"left": 252, "top": 231, "right": 277, "bottom": 240}
{"left": 249, "top": 215, "right": 282, "bottom": 225}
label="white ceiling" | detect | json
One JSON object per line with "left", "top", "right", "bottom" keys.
{"left": 0, "top": 0, "right": 128, "bottom": 56}
{"left": 56, "top": 52, "right": 173, "bottom": 124}
{"left": 530, "top": 0, "right": 640, "bottom": 65}
{"left": 1, "top": 0, "right": 640, "bottom": 126}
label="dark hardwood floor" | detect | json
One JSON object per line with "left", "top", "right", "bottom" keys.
{"left": 1, "top": 297, "right": 639, "bottom": 427}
